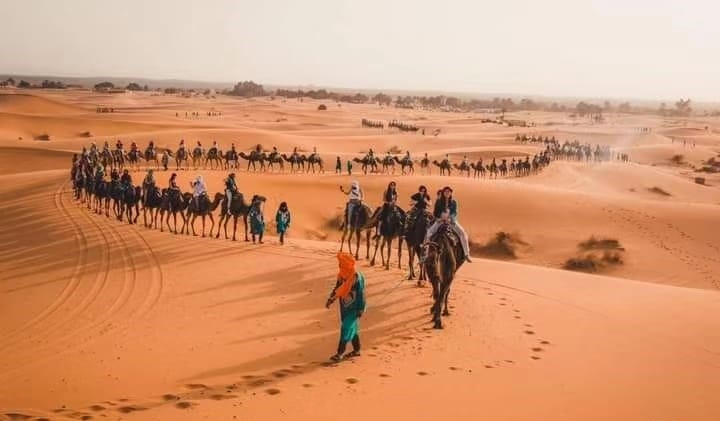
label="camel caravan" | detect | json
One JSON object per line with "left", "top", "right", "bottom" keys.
{"left": 70, "top": 153, "right": 464, "bottom": 329}
{"left": 516, "top": 133, "right": 623, "bottom": 163}
{"left": 361, "top": 118, "right": 423, "bottom": 133}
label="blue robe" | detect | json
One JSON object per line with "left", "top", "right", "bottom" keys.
{"left": 338, "top": 272, "right": 366, "bottom": 342}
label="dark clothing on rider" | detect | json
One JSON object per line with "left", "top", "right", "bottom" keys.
{"left": 433, "top": 197, "right": 457, "bottom": 219}
{"left": 383, "top": 189, "right": 397, "bottom": 203}
{"left": 411, "top": 192, "right": 431, "bottom": 210}
{"left": 225, "top": 177, "right": 238, "bottom": 193}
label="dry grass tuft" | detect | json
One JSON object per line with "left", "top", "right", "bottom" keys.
{"left": 470, "top": 232, "right": 527, "bottom": 260}
{"left": 647, "top": 186, "right": 671, "bottom": 196}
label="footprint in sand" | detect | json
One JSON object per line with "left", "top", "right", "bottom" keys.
{"left": 4, "top": 414, "right": 32, "bottom": 421}
{"left": 265, "top": 388, "right": 282, "bottom": 395}
{"left": 524, "top": 330, "right": 535, "bottom": 335}
{"left": 416, "top": 371, "right": 429, "bottom": 376}
{"left": 175, "top": 401, "right": 196, "bottom": 409}
{"left": 162, "top": 394, "right": 180, "bottom": 402}
{"left": 302, "top": 383, "right": 314, "bottom": 388}
{"left": 531, "top": 347, "right": 544, "bottom": 352}
{"left": 540, "top": 340, "right": 551, "bottom": 345}
{"left": 531, "top": 356, "right": 541, "bottom": 360}
{"left": 211, "top": 394, "right": 237, "bottom": 400}
{"left": 379, "top": 373, "right": 391, "bottom": 378}
{"left": 345, "top": 378, "right": 359, "bottom": 384}
{"left": 118, "top": 405, "right": 147, "bottom": 414}
{"left": 89, "top": 404, "right": 106, "bottom": 411}
{"left": 449, "top": 366, "right": 461, "bottom": 371}
{"left": 184, "top": 383, "right": 208, "bottom": 390}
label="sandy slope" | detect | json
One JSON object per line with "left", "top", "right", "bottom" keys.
{"left": 0, "top": 90, "right": 719, "bottom": 420}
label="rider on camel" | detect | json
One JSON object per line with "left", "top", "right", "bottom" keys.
{"left": 375, "top": 181, "right": 404, "bottom": 239}
{"left": 340, "top": 181, "right": 363, "bottom": 226}
{"left": 142, "top": 169, "right": 156, "bottom": 202}
{"left": 190, "top": 175, "right": 207, "bottom": 210}
{"left": 179, "top": 139, "right": 186, "bottom": 153}
{"left": 103, "top": 141, "right": 110, "bottom": 152}
{"left": 224, "top": 173, "right": 238, "bottom": 212}
{"left": 120, "top": 169, "right": 132, "bottom": 191}
{"left": 424, "top": 186, "right": 471, "bottom": 263}
{"left": 130, "top": 142, "right": 138, "bottom": 152}
{"left": 116, "top": 139, "right": 123, "bottom": 151}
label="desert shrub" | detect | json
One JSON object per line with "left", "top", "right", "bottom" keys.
{"left": 647, "top": 186, "right": 671, "bottom": 196}
{"left": 94, "top": 81, "right": 114, "bottom": 90}
{"left": 669, "top": 154, "right": 685, "bottom": 165}
{"left": 387, "top": 145, "right": 402, "bottom": 154}
{"left": 78, "top": 131, "right": 92, "bottom": 138}
{"left": 564, "top": 255, "right": 601, "bottom": 272}
{"left": 579, "top": 236, "right": 624, "bottom": 251}
{"left": 34, "top": 133, "right": 51, "bottom": 141}
{"left": 469, "top": 232, "right": 527, "bottom": 260}
{"left": 565, "top": 237, "right": 625, "bottom": 272}
{"left": 317, "top": 104, "right": 327, "bottom": 110}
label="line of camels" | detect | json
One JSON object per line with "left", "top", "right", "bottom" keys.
{"left": 70, "top": 167, "right": 460, "bottom": 329}
{"left": 79, "top": 142, "right": 555, "bottom": 179}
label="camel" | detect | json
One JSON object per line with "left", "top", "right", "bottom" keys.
{"left": 487, "top": 159, "right": 499, "bottom": 179}
{"left": 144, "top": 147, "right": 159, "bottom": 169}
{"left": 142, "top": 185, "right": 163, "bottom": 228}
{"left": 379, "top": 156, "right": 396, "bottom": 174}
{"left": 127, "top": 149, "right": 142, "bottom": 170}
{"left": 281, "top": 153, "right": 304, "bottom": 173}
{"left": 158, "top": 189, "right": 188, "bottom": 234}
{"left": 370, "top": 205, "right": 405, "bottom": 270}
{"left": 112, "top": 149, "right": 126, "bottom": 171}
{"left": 404, "top": 209, "right": 433, "bottom": 284}
{"left": 224, "top": 149, "right": 239, "bottom": 170}
{"left": 471, "top": 161, "right": 486, "bottom": 178}
{"left": 183, "top": 192, "right": 223, "bottom": 237}
{"left": 120, "top": 185, "right": 142, "bottom": 224}
{"left": 498, "top": 159, "right": 508, "bottom": 177}
{"left": 93, "top": 179, "right": 112, "bottom": 217}
{"left": 191, "top": 147, "right": 205, "bottom": 169}
{"left": 453, "top": 162, "right": 471, "bottom": 177}
{"left": 420, "top": 156, "right": 431, "bottom": 175}
{"left": 352, "top": 156, "right": 379, "bottom": 174}
{"left": 305, "top": 153, "right": 324, "bottom": 174}
{"left": 432, "top": 159, "right": 452, "bottom": 176}
{"left": 339, "top": 203, "right": 380, "bottom": 260}
{"left": 265, "top": 151, "right": 284, "bottom": 172}
{"left": 100, "top": 149, "right": 113, "bottom": 169}
{"left": 109, "top": 180, "right": 124, "bottom": 220}
{"left": 239, "top": 150, "right": 266, "bottom": 172}
{"left": 215, "top": 192, "right": 255, "bottom": 241}
{"left": 393, "top": 156, "right": 414, "bottom": 175}
{"left": 174, "top": 147, "right": 190, "bottom": 171}
{"left": 423, "top": 222, "right": 465, "bottom": 329}
{"left": 205, "top": 148, "right": 225, "bottom": 170}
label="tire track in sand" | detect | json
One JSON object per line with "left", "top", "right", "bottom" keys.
{"left": 0, "top": 182, "right": 90, "bottom": 351}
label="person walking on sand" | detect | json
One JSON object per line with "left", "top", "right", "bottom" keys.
{"left": 346, "top": 159, "right": 353, "bottom": 176}
{"left": 275, "top": 201, "right": 291, "bottom": 245}
{"left": 326, "top": 252, "right": 366, "bottom": 362}
{"left": 336, "top": 156, "right": 342, "bottom": 174}
{"left": 249, "top": 195, "right": 266, "bottom": 244}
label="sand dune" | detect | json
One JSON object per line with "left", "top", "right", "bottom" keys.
{"left": 0, "top": 90, "right": 719, "bottom": 420}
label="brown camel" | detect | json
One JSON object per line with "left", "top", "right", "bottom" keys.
{"left": 432, "top": 159, "right": 452, "bottom": 176}
{"left": 215, "top": 192, "right": 255, "bottom": 241}
{"left": 183, "top": 192, "right": 223, "bottom": 237}
{"left": 339, "top": 203, "right": 380, "bottom": 260}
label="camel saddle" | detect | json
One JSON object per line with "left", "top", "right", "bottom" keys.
{"left": 434, "top": 222, "right": 459, "bottom": 248}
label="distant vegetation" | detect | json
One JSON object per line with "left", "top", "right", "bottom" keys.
{"left": 126, "top": 82, "right": 148, "bottom": 91}
{"left": 564, "top": 236, "right": 625, "bottom": 273}
{"left": 647, "top": 187, "right": 672, "bottom": 196}
{"left": 94, "top": 81, "right": 115, "bottom": 90}
{"left": 225, "top": 81, "right": 267, "bottom": 98}
{"left": 469, "top": 232, "right": 527, "bottom": 260}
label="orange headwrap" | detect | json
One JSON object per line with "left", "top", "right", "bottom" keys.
{"left": 335, "top": 252, "right": 357, "bottom": 299}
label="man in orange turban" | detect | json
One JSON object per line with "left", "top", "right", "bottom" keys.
{"left": 326, "top": 252, "right": 366, "bottom": 362}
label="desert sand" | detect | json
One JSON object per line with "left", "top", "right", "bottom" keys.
{"left": 1, "top": 89, "right": 719, "bottom": 421}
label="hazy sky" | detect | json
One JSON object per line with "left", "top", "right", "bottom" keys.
{"left": 2, "top": 0, "right": 718, "bottom": 100}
